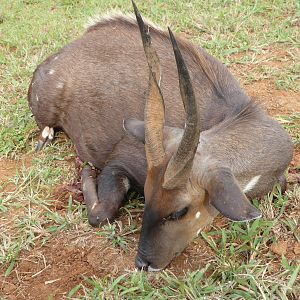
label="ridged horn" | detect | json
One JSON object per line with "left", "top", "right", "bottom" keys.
{"left": 163, "top": 28, "right": 201, "bottom": 189}
{"left": 132, "top": 0, "right": 166, "bottom": 168}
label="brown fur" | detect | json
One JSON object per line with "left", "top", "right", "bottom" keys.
{"left": 28, "top": 14, "right": 293, "bottom": 270}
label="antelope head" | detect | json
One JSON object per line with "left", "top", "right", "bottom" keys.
{"left": 124, "top": 1, "right": 261, "bottom": 271}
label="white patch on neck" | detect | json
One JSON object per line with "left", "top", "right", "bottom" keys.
{"left": 243, "top": 175, "right": 261, "bottom": 193}
{"left": 195, "top": 211, "right": 201, "bottom": 219}
{"left": 197, "top": 228, "right": 201, "bottom": 236}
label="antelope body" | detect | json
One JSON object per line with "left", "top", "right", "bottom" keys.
{"left": 28, "top": 3, "right": 293, "bottom": 270}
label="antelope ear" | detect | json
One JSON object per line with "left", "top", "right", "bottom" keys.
{"left": 123, "top": 118, "right": 145, "bottom": 143}
{"left": 207, "top": 168, "right": 262, "bottom": 221}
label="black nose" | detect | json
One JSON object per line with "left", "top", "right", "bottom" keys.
{"left": 135, "top": 254, "right": 150, "bottom": 270}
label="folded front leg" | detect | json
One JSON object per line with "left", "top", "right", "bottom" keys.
{"left": 81, "top": 163, "right": 130, "bottom": 226}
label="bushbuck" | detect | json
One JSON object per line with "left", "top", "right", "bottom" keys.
{"left": 28, "top": 1, "right": 293, "bottom": 271}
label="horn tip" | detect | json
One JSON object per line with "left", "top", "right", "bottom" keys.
{"left": 132, "top": 0, "right": 138, "bottom": 15}
{"left": 167, "top": 27, "right": 177, "bottom": 47}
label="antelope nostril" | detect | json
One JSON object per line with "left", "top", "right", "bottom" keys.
{"left": 135, "top": 254, "right": 150, "bottom": 270}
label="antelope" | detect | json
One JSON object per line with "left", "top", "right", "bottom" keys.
{"left": 28, "top": 1, "right": 293, "bottom": 271}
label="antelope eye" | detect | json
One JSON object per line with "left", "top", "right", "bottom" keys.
{"left": 165, "top": 206, "right": 189, "bottom": 222}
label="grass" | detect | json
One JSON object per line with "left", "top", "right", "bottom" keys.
{"left": 0, "top": 0, "right": 299, "bottom": 299}
{"left": 278, "top": 114, "right": 300, "bottom": 146}
{"left": 0, "top": 0, "right": 299, "bottom": 156}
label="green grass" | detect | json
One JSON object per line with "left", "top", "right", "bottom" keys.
{"left": 0, "top": 0, "right": 299, "bottom": 299}
{"left": 278, "top": 114, "right": 300, "bottom": 146}
{"left": 0, "top": 0, "right": 299, "bottom": 156}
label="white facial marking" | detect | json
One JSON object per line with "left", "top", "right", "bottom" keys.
{"left": 195, "top": 211, "right": 201, "bottom": 219}
{"left": 122, "top": 177, "right": 130, "bottom": 192}
{"left": 48, "top": 69, "right": 55, "bottom": 75}
{"left": 41, "top": 126, "right": 50, "bottom": 139}
{"left": 57, "top": 82, "right": 64, "bottom": 89}
{"left": 148, "top": 266, "right": 162, "bottom": 272}
{"left": 53, "top": 55, "right": 58, "bottom": 60}
{"left": 48, "top": 127, "right": 54, "bottom": 140}
{"left": 36, "top": 94, "right": 39, "bottom": 102}
{"left": 243, "top": 175, "right": 261, "bottom": 193}
{"left": 197, "top": 228, "right": 201, "bottom": 236}
{"left": 91, "top": 202, "right": 97, "bottom": 210}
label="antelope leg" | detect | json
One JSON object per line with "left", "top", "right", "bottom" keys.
{"left": 36, "top": 126, "right": 54, "bottom": 151}
{"left": 81, "top": 164, "right": 100, "bottom": 225}
{"left": 81, "top": 163, "right": 130, "bottom": 227}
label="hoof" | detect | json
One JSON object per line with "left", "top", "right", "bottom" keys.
{"left": 36, "top": 126, "right": 54, "bottom": 151}
{"left": 88, "top": 205, "right": 119, "bottom": 227}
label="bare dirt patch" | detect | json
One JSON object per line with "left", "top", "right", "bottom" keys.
{"left": 0, "top": 231, "right": 136, "bottom": 299}
{"left": 244, "top": 81, "right": 300, "bottom": 115}
{"left": 0, "top": 158, "right": 18, "bottom": 188}
{"left": 291, "top": 146, "right": 300, "bottom": 168}
{"left": 288, "top": 146, "right": 300, "bottom": 186}
{"left": 2, "top": 206, "right": 298, "bottom": 299}
{"left": 229, "top": 47, "right": 300, "bottom": 115}
{"left": 0, "top": 221, "right": 215, "bottom": 300}
{"left": 1, "top": 180, "right": 299, "bottom": 299}
{"left": 0, "top": 156, "right": 32, "bottom": 192}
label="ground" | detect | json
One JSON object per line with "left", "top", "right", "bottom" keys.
{"left": 0, "top": 1, "right": 299, "bottom": 299}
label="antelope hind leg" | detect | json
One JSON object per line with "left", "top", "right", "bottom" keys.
{"left": 36, "top": 126, "right": 55, "bottom": 151}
